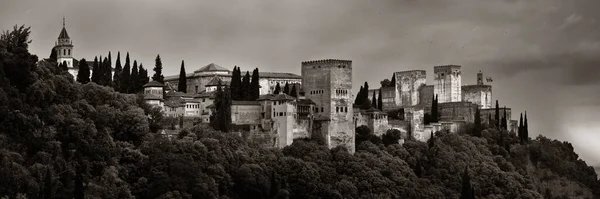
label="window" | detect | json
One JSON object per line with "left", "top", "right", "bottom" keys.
{"left": 321, "top": 107, "right": 324, "bottom": 112}
{"left": 345, "top": 107, "right": 348, "bottom": 112}
{"left": 336, "top": 107, "right": 339, "bottom": 112}
{"left": 68, "top": 49, "right": 71, "bottom": 55}
{"left": 63, "top": 49, "right": 66, "bottom": 55}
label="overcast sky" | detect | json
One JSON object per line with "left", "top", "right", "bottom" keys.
{"left": 1, "top": 0, "right": 599, "bottom": 165}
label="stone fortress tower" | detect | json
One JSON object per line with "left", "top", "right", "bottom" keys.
{"left": 462, "top": 71, "right": 492, "bottom": 108}
{"left": 434, "top": 65, "right": 462, "bottom": 103}
{"left": 301, "top": 59, "right": 355, "bottom": 153}
{"left": 395, "top": 70, "right": 427, "bottom": 107}
{"left": 55, "top": 17, "right": 74, "bottom": 69}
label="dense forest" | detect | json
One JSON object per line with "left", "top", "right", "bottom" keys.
{"left": 1, "top": 25, "right": 599, "bottom": 199}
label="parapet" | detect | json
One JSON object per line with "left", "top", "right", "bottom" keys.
{"left": 434, "top": 65, "right": 461, "bottom": 71}
{"left": 395, "top": 70, "right": 426, "bottom": 75}
{"left": 461, "top": 84, "right": 492, "bottom": 92}
{"left": 301, "top": 59, "right": 352, "bottom": 66}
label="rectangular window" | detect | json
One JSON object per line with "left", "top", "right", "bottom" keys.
{"left": 336, "top": 107, "right": 339, "bottom": 112}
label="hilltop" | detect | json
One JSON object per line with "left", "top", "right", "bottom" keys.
{"left": 0, "top": 25, "right": 599, "bottom": 199}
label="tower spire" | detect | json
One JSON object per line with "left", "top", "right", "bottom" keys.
{"left": 63, "top": 16, "right": 65, "bottom": 27}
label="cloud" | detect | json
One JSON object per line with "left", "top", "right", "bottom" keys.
{"left": 559, "top": 13, "right": 584, "bottom": 30}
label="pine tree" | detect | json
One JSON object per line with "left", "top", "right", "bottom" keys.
{"left": 290, "top": 84, "right": 298, "bottom": 98}
{"left": 76, "top": 58, "right": 90, "bottom": 84}
{"left": 250, "top": 68, "right": 260, "bottom": 100}
{"left": 274, "top": 83, "right": 281, "bottom": 94}
{"left": 138, "top": 64, "right": 149, "bottom": 89}
{"left": 91, "top": 56, "right": 99, "bottom": 84}
{"left": 460, "top": 166, "right": 474, "bottom": 199}
{"left": 242, "top": 71, "right": 251, "bottom": 98}
{"left": 371, "top": 91, "right": 377, "bottom": 108}
{"left": 178, "top": 60, "right": 187, "bottom": 93}
{"left": 120, "top": 52, "right": 131, "bottom": 93}
{"left": 152, "top": 54, "right": 164, "bottom": 83}
{"left": 113, "top": 52, "right": 122, "bottom": 90}
{"left": 495, "top": 100, "right": 500, "bottom": 129}
{"left": 378, "top": 89, "right": 383, "bottom": 110}
{"left": 474, "top": 108, "right": 482, "bottom": 136}
{"left": 129, "top": 61, "right": 139, "bottom": 93}
{"left": 283, "top": 82, "right": 290, "bottom": 95}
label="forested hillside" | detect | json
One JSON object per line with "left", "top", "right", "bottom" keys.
{"left": 1, "top": 25, "right": 599, "bottom": 199}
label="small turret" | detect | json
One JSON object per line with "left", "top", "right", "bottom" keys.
{"left": 477, "top": 70, "right": 483, "bottom": 85}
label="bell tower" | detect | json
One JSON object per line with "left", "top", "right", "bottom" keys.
{"left": 55, "top": 17, "right": 74, "bottom": 69}
{"left": 477, "top": 70, "right": 484, "bottom": 85}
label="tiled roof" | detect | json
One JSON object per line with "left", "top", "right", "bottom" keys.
{"left": 232, "top": 101, "right": 261, "bottom": 105}
{"left": 205, "top": 76, "right": 230, "bottom": 87}
{"left": 193, "top": 63, "right": 230, "bottom": 73}
{"left": 164, "top": 100, "right": 185, "bottom": 108}
{"left": 297, "top": 98, "right": 316, "bottom": 105}
{"left": 58, "top": 27, "right": 70, "bottom": 39}
{"left": 257, "top": 93, "right": 296, "bottom": 101}
{"left": 143, "top": 81, "right": 164, "bottom": 88}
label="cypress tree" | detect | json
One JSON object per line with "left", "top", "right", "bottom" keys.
{"left": 519, "top": 113, "right": 524, "bottom": 143}
{"left": 363, "top": 82, "right": 370, "bottom": 103}
{"left": 502, "top": 106, "right": 508, "bottom": 130}
{"left": 242, "top": 71, "right": 251, "bottom": 98}
{"left": 428, "top": 132, "right": 435, "bottom": 148}
{"left": 495, "top": 100, "right": 500, "bottom": 129}
{"left": 103, "top": 57, "right": 111, "bottom": 86}
{"left": 229, "top": 66, "right": 238, "bottom": 99}
{"left": 120, "top": 52, "right": 131, "bottom": 93}
{"left": 524, "top": 111, "right": 529, "bottom": 143}
{"left": 283, "top": 82, "right": 290, "bottom": 95}
{"left": 390, "top": 73, "right": 396, "bottom": 87}
{"left": 251, "top": 68, "right": 260, "bottom": 100}
{"left": 212, "top": 83, "right": 231, "bottom": 132}
{"left": 138, "top": 64, "right": 149, "bottom": 89}
{"left": 474, "top": 108, "right": 482, "bottom": 136}
{"left": 378, "top": 89, "right": 383, "bottom": 110}
{"left": 76, "top": 58, "right": 90, "bottom": 84}
{"left": 431, "top": 94, "right": 439, "bottom": 123}
{"left": 49, "top": 47, "right": 57, "bottom": 62}
{"left": 178, "top": 60, "right": 187, "bottom": 93}
{"left": 290, "top": 84, "right": 298, "bottom": 98}
{"left": 424, "top": 113, "right": 431, "bottom": 125}
{"left": 113, "top": 52, "right": 122, "bottom": 90}
{"left": 460, "top": 166, "right": 474, "bottom": 199}
{"left": 274, "top": 83, "right": 281, "bottom": 94}
{"left": 372, "top": 91, "right": 377, "bottom": 108}
{"left": 91, "top": 56, "right": 99, "bottom": 84}
{"left": 152, "top": 54, "right": 164, "bottom": 83}
{"left": 354, "top": 86, "right": 364, "bottom": 105}
{"left": 129, "top": 61, "right": 139, "bottom": 93}
{"left": 488, "top": 113, "right": 492, "bottom": 126}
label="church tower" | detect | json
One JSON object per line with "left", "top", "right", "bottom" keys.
{"left": 55, "top": 17, "right": 74, "bottom": 70}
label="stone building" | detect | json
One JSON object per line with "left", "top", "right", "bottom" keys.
{"left": 302, "top": 59, "right": 355, "bottom": 153}
{"left": 353, "top": 107, "right": 389, "bottom": 137}
{"left": 462, "top": 71, "right": 493, "bottom": 109}
{"left": 164, "top": 63, "right": 301, "bottom": 95}
{"left": 434, "top": 65, "right": 462, "bottom": 103}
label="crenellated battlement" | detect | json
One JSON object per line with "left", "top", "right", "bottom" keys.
{"left": 434, "top": 65, "right": 461, "bottom": 71}
{"left": 395, "top": 70, "right": 426, "bottom": 75}
{"left": 302, "top": 59, "right": 352, "bottom": 66}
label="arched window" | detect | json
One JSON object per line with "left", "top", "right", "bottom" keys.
{"left": 63, "top": 49, "right": 66, "bottom": 55}
{"left": 68, "top": 49, "right": 71, "bottom": 55}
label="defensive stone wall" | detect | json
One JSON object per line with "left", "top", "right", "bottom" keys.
{"left": 438, "top": 102, "right": 477, "bottom": 123}
{"left": 462, "top": 85, "right": 492, "bottom": 108}
{"left": 395, "top": 70, "right": 427, "bottom": 107}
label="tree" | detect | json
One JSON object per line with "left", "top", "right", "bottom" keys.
{"left": 501, "top": 106, "right": 508, "bottom": 130}
{"left": 371, "top": 91, "right": 377, "bottom": 108}
{"left": 495, "top": 100, "right": 500, "bottom": 130}
{"left": 178, "top": 60, "right": 187, "bottom": 93}
{"left": 377, "top": 89, "right": 383, "bottom": 110}
{"left": 91, "top": 56, "right": 100, "bottom": 84}
{"left": 460, "top": 167, "right": 475, "bottom": 199}
{"left": 431, "top": 94, "right": 438, "bottom": 123}
{"left": 250, "top": 68, "right": 260, "bottom": 100}
{"left": 76, "top": 58, "right": 90, "bottom": 84}
{"left": 101, "top": 57, "right": 111, "bottom": 86}
{"left": 382, "top": 129, "right": 402, "bottom": 146}
{"left": 290, "top": 84, "right": 298, "bottom": 98}
{"left": 519, "top": 113, "right": 524, "bottom": 143}
{"left": 488, "top": 113, "right": 492, "bottom": 126}
{"left": 129, "top": 60, "right": 139, "bottom": 93}
{"left": 230, "top": 66, "right": 241, "bottom": 100}
{"left": 152, "top": 54, "right": 164, "bottom": 83}
{"left": 211, "top": 82, "right": 231, "bottom": 132}
{"left": 390, "top": 73, "right": 396, "bottom": 87}
{"left": 474, "top": 108, "right": 482, "bottom": 137}
{"left": 428, "top": 132, "right": 435, "bottom": 148}
{"left": 138, "top": 64, "right": 149, "bottom": 89}
{"left": 60, "top": 61, "right": 68, "bottom": 71}
{"left": 274, "top": 83, "right": 281, "bottom": 94}
{"left": 120, "top": 52, "right": 131, "bottom": 93}
{"left": 524, "top": 111, "right": 529, "bottom": 143}
{"left": 380, "top": 79, "right": 391, "bottom": 87}
{"left": 283, "top": 82, "right": 290, "bottom": 95}
{"left": 0, "top": 25, "right": 35, "bottom": 91}
{"left": 49, "top": 47, "right": 57, "bottom": 61}
{"left": 424, "top": 113, "right": 431, "bottom": 125}
{"left": 113, "top": 51, "right": 122, "bottom": 90}
{"left": 354, "top": 86, "right": 364, "bottom": 105}
{"left": 242, "top": 71, "right": 251, "bottom": 98}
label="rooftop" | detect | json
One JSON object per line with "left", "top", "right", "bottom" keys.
{"left": 58, "top": 27, "right": 70, "bottom": 39}
{"left": 193, "top": 63, "right": 229, "bottom": 73}
{"left": 143, "top": 81, "right": 164, "bottom": 88}
{"left": 232, "top": 101, "right": 261, "bottom": 106}
{"left": 164, "top": 71, "right": 301, "bottom": 81}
